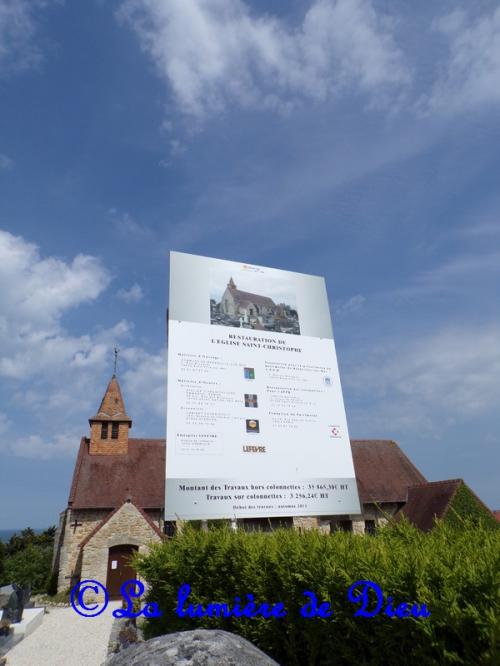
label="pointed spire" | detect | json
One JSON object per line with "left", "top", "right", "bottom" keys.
{"left": 90, "top": 375, "right": 132, "bottom": 424}
{"left": 228, "top": 277, "right": 236, "bottom": 290}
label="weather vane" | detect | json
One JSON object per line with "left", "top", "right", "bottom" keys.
{"left": 114, "top": 347, "right": 120, "bottom": 376}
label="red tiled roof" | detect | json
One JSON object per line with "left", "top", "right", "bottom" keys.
{"left": 233, "top": 289, "right": 275, "bottom": 308}
{"left": 68, "top": 437, "right": 424, "bottom": 511}
{"left": 69, "top": 438, "right": 165, "bottom": 509}
{"left": 396, "top": 479, "right": 462, "bottom": 531}
{"left": 494, "top": 510, "right": 500, "bottom": 522}
{"left": 350, "top": 439, "right": 426, "bottom": 503}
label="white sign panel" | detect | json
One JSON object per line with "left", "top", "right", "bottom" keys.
{"left": 166, "top": 252, "right": 360, "bottom": 520}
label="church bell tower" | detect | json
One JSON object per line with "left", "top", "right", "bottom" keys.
{"left": 89, "top": 374, "right": 132, "bottom": 455}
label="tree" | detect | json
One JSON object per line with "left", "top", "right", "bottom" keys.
{"left": 0, "top": 526, "right": 56, "bottom": 593}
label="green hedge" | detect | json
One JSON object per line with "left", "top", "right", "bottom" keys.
{"left": 135, "top": 520, "right": 500, "bottom": 665}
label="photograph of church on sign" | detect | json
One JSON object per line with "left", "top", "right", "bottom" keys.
{"left": 210, "top": 276, "right": 300, "bottom": 334}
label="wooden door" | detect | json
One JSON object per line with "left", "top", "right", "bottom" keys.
{"left": 106, "top": 545, "right": 138, "bottom": 599}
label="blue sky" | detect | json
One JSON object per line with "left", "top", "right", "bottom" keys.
{"left": 1, "top": 0, "right": 499, "bottom": 528}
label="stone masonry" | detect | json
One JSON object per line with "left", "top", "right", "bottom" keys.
{"left": 80, "top": 502, "right": 162, "bottom": 600}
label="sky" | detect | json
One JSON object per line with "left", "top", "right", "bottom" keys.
{"left": 0, "top": 0, "right": 499, "bottom": 528}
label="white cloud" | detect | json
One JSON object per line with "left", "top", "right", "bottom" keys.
{"left": 119, "top": 0, "right": 409, "bottom": 120}
{"left": 117, "top": 283, "right": 144, "bottom": 303}
{"left": 0, "top": 229, "right": 113, "bottom": 380}
{"left": 0, "top": 0, "right": 47, "bottom": 74}
{"left": 109, "top": 209, "right": 154, "bottom": 239}
{"left": 389, "top": 251, "right": 500, "bottom": 301}
{"left": 121, "top": 346, "right": 166, "bottom": 421}
{"left": 0, "top": 153, "right": 13, "bottom": 170}
{"left": 0, "top": 229, "right": 166, "bottom": 459}
{"left": 346, "top": 325, "right": 500, "bottom": 435}
{"left": 1, "top": 431, "right": 82, "bottom": 459}
{"left": 159, "top": 139, "right": 187, "bottom": 167}
{"left": 0, "top": 230, "right": 111, "bottom": 330}
{"left": 422, "top": 6, "right": 500, "bottom": 114}
{"left": 334, "top": 294, "right": 365, "bottom": 317}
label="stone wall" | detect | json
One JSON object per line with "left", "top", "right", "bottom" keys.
{"left": 293, "top": 516, "right": 319, "bottom": 531}
{"left": 56, "top": 508, "right": 110, "bottom": 592}
{"left": 51, "top": 510, "right": 66, "bottom": 571}
{"left": 292, "top": 502, "right": 402, "bottom": 537}
{"left": 80, "top": 501, "right": 162, "bottom": 601}
{"left": 362, "top": 502, "right": 401, "bottom": 526}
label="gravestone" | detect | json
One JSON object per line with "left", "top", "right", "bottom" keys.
{"left": 0, "top": 584, "right": 31, "bottom": 631}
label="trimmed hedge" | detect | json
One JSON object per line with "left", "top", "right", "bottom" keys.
{"left": 135, "top": 520, "right": 500, "bottom": 665}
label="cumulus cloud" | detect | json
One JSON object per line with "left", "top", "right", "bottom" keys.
{"left": 0, "top": 229, "right": 166, "bottom": 458}
{"left": 422, "top": 6, "right": 500, "bottom": 114}
{"left": 119, "top": 0, "right": 409, "bottom": 119}
{"left": 117, "top": 283, "right": 144, "bottom": 303}
{"left": 0, "top": 229, "right": 112, "bottom": 380}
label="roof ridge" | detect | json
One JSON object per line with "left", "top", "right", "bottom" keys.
{"left": 408, "top": 478, "right": 462, "bottom": 489}
{"left": 350, "top": 439, "right": 396, "bottom": 444}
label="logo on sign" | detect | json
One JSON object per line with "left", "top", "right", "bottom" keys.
{"left": 243, "top": 445, "right": 266, "bottom": 453}
{"left": 329, "top": 425, "right": 341, "bottom": 438}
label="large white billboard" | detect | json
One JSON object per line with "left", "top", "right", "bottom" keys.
{"left": 165, "top": 252, "right": 360, "bottom": 520}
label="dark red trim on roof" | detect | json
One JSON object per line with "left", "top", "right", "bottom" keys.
{"left": 79, "top": 500, "right": 164, "bottom": 549}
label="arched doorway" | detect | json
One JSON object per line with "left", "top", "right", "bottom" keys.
{"left": 106, "top": 544, "right": 138, "bottom": 599}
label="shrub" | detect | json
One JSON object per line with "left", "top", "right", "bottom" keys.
{"left": 2, "top": 544, "right": 53, "bottom": 594}
{"left": 135, "top": 520, "right": 500, "bottom": 665}
{"left": 0, "top": 527, "right": 56, "bottom": 594}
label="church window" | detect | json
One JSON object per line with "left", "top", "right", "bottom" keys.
{"left": 101, "top": 423, "right": 108, "bottom": 439}
{"left": 111, "top": 423, "right": 119, "bottom": 439}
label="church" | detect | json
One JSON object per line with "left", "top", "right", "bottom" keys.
{"left": 52, "top": 375, "right": 496, "bottom": 596}
{"left": 213, "top": 277, "right": 300, "bottom": 334}
{"left": 51, "top": 376, "right": 165, "bottom": 598}
{"left": 220, "top": 277, "right": 277, "bottom": 320}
